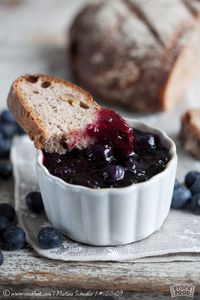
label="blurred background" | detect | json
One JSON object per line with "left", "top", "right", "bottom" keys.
{"left": 0, "top": 0, "right": 87, "bottom": 108}
{"left": 0, "top": 0, "right": 200, "bottom": 135}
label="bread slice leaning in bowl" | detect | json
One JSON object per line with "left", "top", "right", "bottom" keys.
{"left": 7, "top": 74, "right": 100, "bottom": 154}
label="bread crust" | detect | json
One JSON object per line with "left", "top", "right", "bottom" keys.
{"left": 7, "top": 74, "right": 100, "bottom": 151}
{"left": 180, "top": 109, "right": 200, "bottom": 159}
{"left": 181, "top": 109, "right": 200, "bottom": 139}
{"left": 182, "top": 0, "right": 200, "bottom": 20}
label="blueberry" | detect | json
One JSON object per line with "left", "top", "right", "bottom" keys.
{"left": 124, "top": 153, "right": 138, "bottom": 170}
{"left": 0, "top": 160, "right": 12, "bottom": 179}
{"left": 49, "top": 153, "right": 62, "bottom": 164}
{"left": 71, "top": 176, "right": 88, "bottom": 186}
{"left": 174, "top": 179, "right": 180, "bottom": 190}
{"left": 16, "top": 123, "right": 26, "bottom": 135}
{"left": 103, "top": 165, "right": 125, "bottom": 183}
{"left": 0, "top": 139, "right": 11, "bottom": 158}
{"left": 190, "top": 180, "right": 200, "bottom": 195}
{"left": 0, "top": 203, "right": 16, "bottom": 222}
{"left": 0, "top": 216, "right": 11, "bottom": 235}
{"left": 26, "top": 192, "right": 44, "bottom": 213}
{"left": 3, "top": 226, "right": 26, "bottom": 250}
{"left": 133, "top": 170, "right": 149, "bottom": 183}
{"left": 53, "top": 166, "right": 74, "bottom": 180}
{"left": 0, "top": 110, "right": 15, "bottom": 124}
{"left": 70, "top": 175, "right": 93, "bottom": 188}
{"left": 135, "top": 133, "right": 157, "bottom": 154}
{"left": 0, "top": 123, "right": 17, "bottom": 139}
{"left": 87, "top": 144, "right": 114, "bottom": 163}
{"left": 190, "top": 194, "right": 200, "bottom": 215}
{"left": 171, "top": 186, "right": 191, "bottom": 209}
{"left": 0, "top": 131, "right": 4, "bottom": 140}
{"left": 88, "top": 179, "right": 102, "bottom": 189}
{"left": 38, "top": 227, "right": 62, "bottom": 249}
{"left": 185, "top": 171, "right": 200, "bottom": 188}
{"left": 152, "top": 158, "right": 166, "bottom": 173}
{"left": 0, "top": 251, "right": 3, "bottom": 265}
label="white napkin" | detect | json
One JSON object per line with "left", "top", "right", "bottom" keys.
{"left": 11, "top": 135, "right": 200, "bottom": 262}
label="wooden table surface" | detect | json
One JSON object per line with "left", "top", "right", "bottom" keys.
{"left": 0, "top": 1, "right": 200, "bottom": 299}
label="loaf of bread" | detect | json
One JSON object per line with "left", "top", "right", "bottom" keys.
{"left": 180, "top": 109, "right": 200, "bottom": 159}
{"left": 183, "top": 0, "right": 200, "bottom": 19}
{"left": 7, "top": 75, "right": 100, "bottom": 154}
{"left": 69, "top": 0, "right": 200, "bottom": 113}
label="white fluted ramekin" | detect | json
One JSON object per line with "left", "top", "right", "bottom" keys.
{"left": 36, "top": 119, "right": 177, "bottom": 246}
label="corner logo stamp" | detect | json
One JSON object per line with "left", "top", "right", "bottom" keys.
{"left": 170, "top": 284, "right": 195, "bottom": 298}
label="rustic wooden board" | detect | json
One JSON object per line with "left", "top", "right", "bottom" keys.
{"left": 0, "top": 1, "right": 200, "bottom": 299}
{"left": 0, "top": 245, "right": 200, "bottom": 299}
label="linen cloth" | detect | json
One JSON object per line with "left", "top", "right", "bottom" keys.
{"left": 11, "top": 134, "right": 200, "bottom": 262}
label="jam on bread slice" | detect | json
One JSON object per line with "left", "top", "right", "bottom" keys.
{"left": 180, "top": 109, "right": 200, "bottom": 159}
{"left": 7, "top": 74, "right": 133, "bottom": 155}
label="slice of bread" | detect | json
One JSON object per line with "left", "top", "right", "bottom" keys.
{"left": 7, "top": 74, "right": 100, "bottom": 154}
{"left": 180, "top": 109, "right": 200, "bottom": 159}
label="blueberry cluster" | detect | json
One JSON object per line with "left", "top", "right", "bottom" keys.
{"left": 0, "top": 203, "right": 26, "bottom": 266}
{"left": 171, "top": 171, "right": 200, "bottom": 214}
{"left": 0, "top": 110, "right": 25, "bottom": 157}
{"left": 0, "top": 109, "right": 27, "bottom": 265}
{"left": 0, "top": 109, "right": 62, "bottom": 265}
{"left": 0, "top": 192, "right": 62, "bottom": 266}
{"left": 25, "top": 192, "right": 62, "bottom": 249}
{"left": 0, "top": 110, "right": 25, "bottom": 182}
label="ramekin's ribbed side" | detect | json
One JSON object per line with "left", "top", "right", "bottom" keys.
{"left": 36, "top": 118, "right": 177, "bottom": 245}
{"left": 36, "top": 155, "right": 177, "bottom": 246}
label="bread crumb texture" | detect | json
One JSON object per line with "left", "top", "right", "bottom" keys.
{"left": 17, "top": 75, "right": 99, "bottom": 153}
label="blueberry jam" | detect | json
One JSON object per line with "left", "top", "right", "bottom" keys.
{"left": 43, "top": 128, "right": 171, "bottom": 189}
{"left": 85, "top": 108, "right": 133, "bottom": 156}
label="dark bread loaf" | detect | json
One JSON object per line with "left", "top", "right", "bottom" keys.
{"left": 69, "top": 0, "right": 200, "bottom": 113}
{"left": 182, "top": 0, "right": 200, "bottom": 19}
{"left": 180, "top": 109, "right": 200, "bottom": 159}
